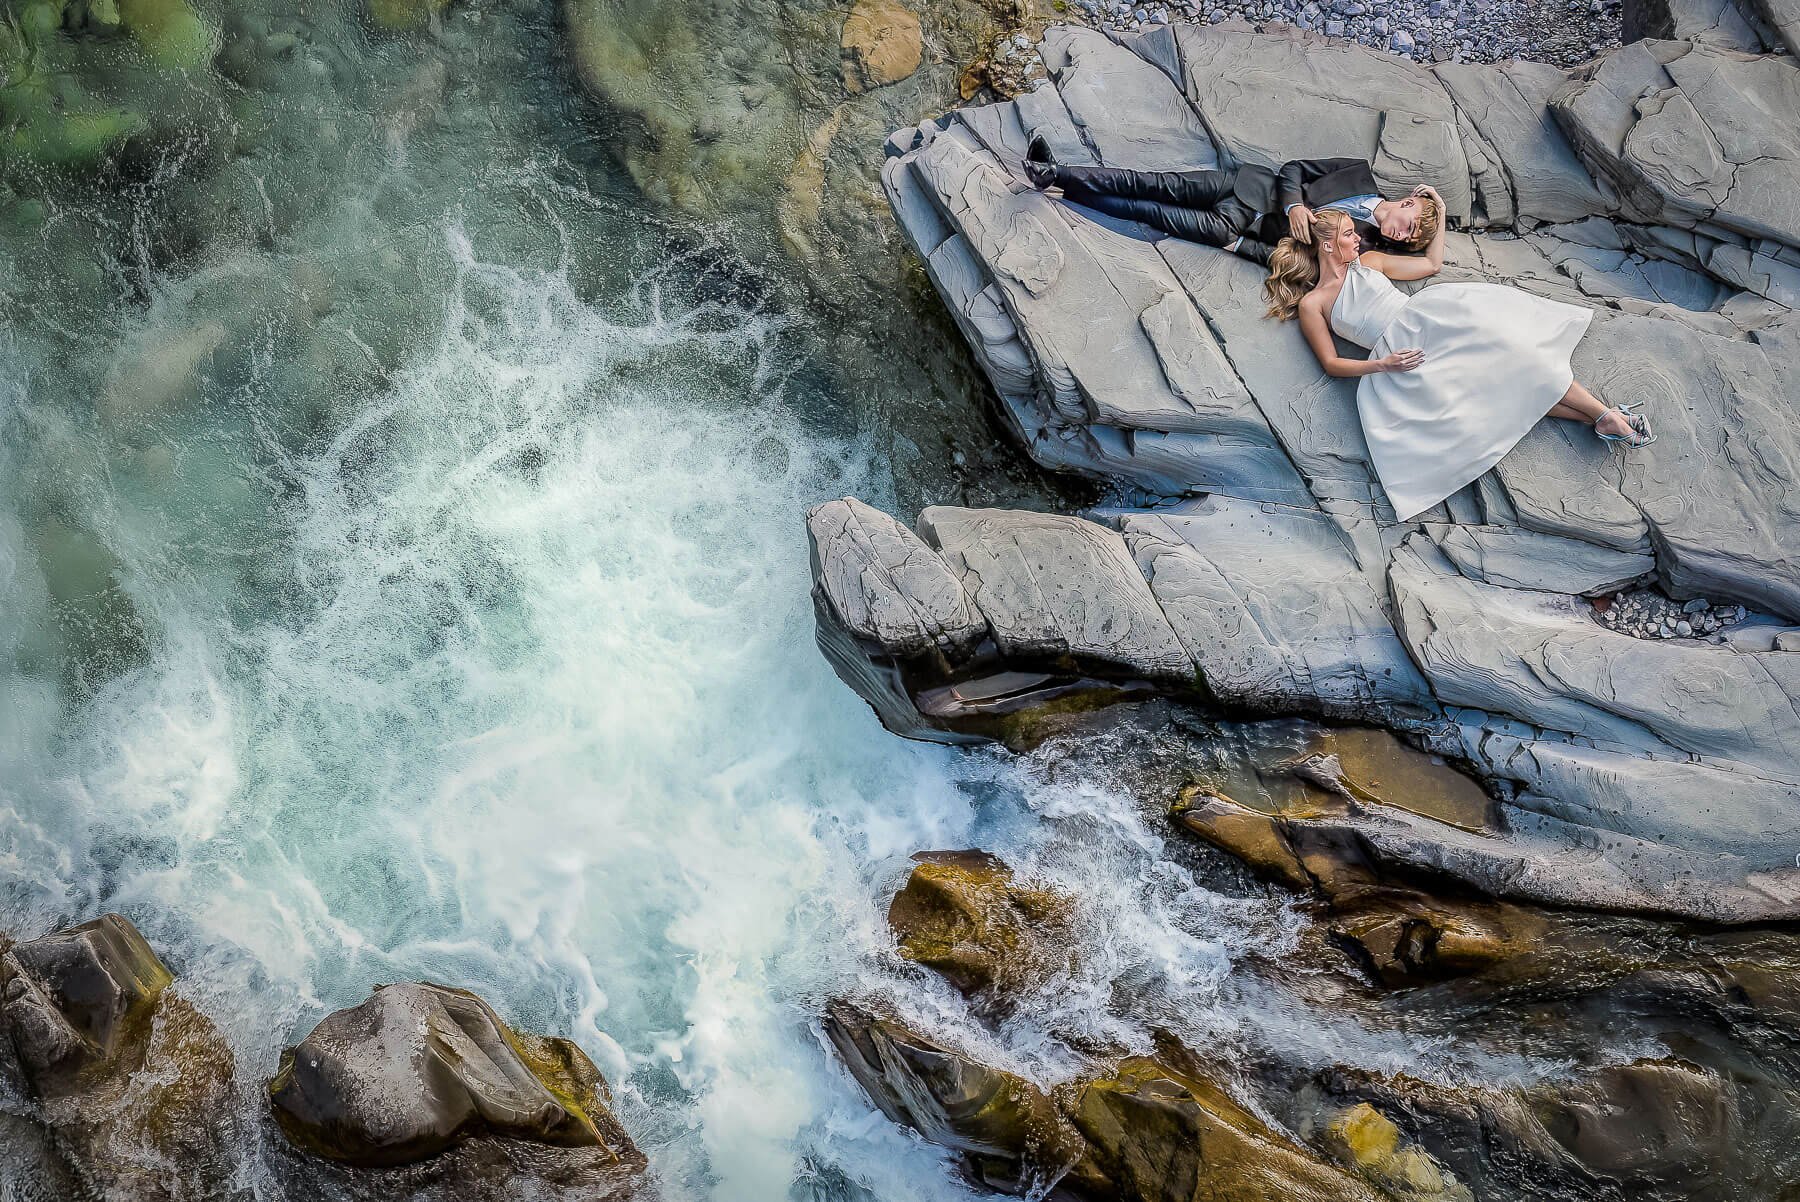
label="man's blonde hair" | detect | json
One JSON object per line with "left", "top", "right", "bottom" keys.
{"left": 1401, "top": 194, "right": 1442, "bottom": 251}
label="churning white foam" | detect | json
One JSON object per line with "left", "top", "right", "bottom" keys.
{"left": 0, "top": 223, "right": 1531, "bottom": 1201}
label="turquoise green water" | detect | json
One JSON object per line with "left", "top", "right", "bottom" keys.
{"left": 0, "top": 2, "right": 1310, "bottom": 1196}
{"left": 0, "top": 2, "right": 1614, "bottom": 1197}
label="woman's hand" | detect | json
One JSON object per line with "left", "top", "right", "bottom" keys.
{"left": 1412, "top": 183, "right": 1442, "bottom": 204}
{"left": 1380, "top": 348, "right": 1425, "bottom": 372}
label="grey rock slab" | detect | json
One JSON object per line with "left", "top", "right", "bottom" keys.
{"left": 1301, "top": 799, "right": 1800, "bottom": 922}
{"left": 1472, "top": 725, "right": 1800, "bottom": 867}
{"left": 908, "top": 136, "right": 1198, "bottom": 429}
{"left": 1012, "top": 82, "right": 1097, "bottom": 168}
{"left": 917, "top": 506, "right": 1195, "bottom": 681}
{"left": 1172, "top": 22, "right": 1489, "bottom": 226}
{"left": 1747, "top": 0, "right": 1800, "bottom": 53}
{"left": 1121, "top": 497, "right": 1437, "bottom": 719}
{"left": 1123, "top": 288, "right": 1266, "bottom": 438}
{"left": 1426, "top": 525, "right": 1654, "bottom": 594}
{"left": 1625, "top": 0, "right": 1773, "bottom": 49}
{"left": 1042, "top": 25, "right": 1218, "bottom": 171}
{"left": 1660, "top": 46, "right": 1800, "bottom": 247}
{"left": 269, "top": 981, "right": 640, "bottom": 1172}
{"left": 806, "top": 498, "right": 985, "bottom": 660}
{"left": 1553, "top": 41, "right": 1800, "bottom": 249}
{"left": 1390, "top": 536, "right": 1800, "bottom": 779}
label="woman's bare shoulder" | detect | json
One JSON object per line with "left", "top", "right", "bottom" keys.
{"left": 1297, "top": 289, "right": 1328, "bottom": 316}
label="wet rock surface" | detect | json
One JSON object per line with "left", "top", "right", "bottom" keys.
{"left": 887, "top": 850, "right": 1076, "bottom": 1016}
{"left": 815, "top": 10, "right": 1800, "bottom": 925}
{"left": 0, "top": 915, "right": 239, "bottom": 1201}
{"left": 267, "top": 981, "right": 647, "bottom": 1197}
{"left": 832, "top": 845, "right": 1800, "bottom": 1200}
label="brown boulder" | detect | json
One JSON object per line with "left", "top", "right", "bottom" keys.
{"left": 822, "top": 1000, "right": 1085, "bottom": 1193}
{"left": 887, "top": 851, "right": 1074, "bottom": 1014}
{"left": 0, "top": 914, "right": 238, "bottom": 1200}
{"left": 1172, "top": 789, "right": 1546, "bottom": 985}
{"left": 1070, "top": 1055, "right": 1383, "bottom": 1202}
{"left": 268, "top": 981, "right": 642, "bottom": 1184}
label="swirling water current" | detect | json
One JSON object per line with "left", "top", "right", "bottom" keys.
{"left": 0, "top": 2, "right": 1558, "bottom": 1198}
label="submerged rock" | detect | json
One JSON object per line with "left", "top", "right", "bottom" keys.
{"left": 268, "top": 981, "right": 645, "bottom": 1197}
{"left": 0, "top": 914, "right": 239, "bottom": 1200}
{"left": 842, "top": 0, "right": 924, "bottom": 92}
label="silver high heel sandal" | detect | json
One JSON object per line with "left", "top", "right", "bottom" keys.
{"left": 1596, "top": 403, "right": 1655, "bottom": 447}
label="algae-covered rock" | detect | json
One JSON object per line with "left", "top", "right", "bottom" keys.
{"left": 1326, "top": 896, "right": 1544, "bottom": 987}
{"left": 117, "top": 0, "right": 213, "bottom": 68}
{"left": 1171, "top": 788, "right": 1315, "bottom": 891}
{"left": 268, "top": 981, "right": 640, "bottom": 1176}
{"left": 1321, "top": 1104, "right": 1472, "bottom": 1202}
{"left": 887, "top": 850, "right": 1074, "bottom": 1015}
{"left": 822, "top": 1000, "right": 1085, "bottom": 1194}
{"left": 1172, "top": 788, "right": 1546, "bottom": 986}
{"left": 1070, "top": 1055, "right": 1384, "bottom": 1202}
{"left": 366, "top": 0, "right": 451, "bottom": 32}
{"left": 0, "top": 914, "right": 239, "bottom": 1201}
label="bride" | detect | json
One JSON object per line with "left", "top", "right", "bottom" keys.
{"left": 1264, "top": 195, "right": 1653, "bottom": 522}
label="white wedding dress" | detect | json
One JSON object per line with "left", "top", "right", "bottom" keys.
{"left": 1329, "top": 260, "right": 1592, "bottom": 521}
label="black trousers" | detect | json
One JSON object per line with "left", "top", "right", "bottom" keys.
{"left": 1051, "top": 164, "right": 1273, "bottom": 263}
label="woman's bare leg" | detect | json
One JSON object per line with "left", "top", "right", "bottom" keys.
{"left": 1548, "top": 381, "right": 1633, "bottom": 437}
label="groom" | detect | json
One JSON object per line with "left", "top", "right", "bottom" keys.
{"left": 1022, "top": 141, "right": 1442, "bottom": 267}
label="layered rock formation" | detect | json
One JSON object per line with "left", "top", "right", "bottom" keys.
{"left": 813, "top": 11, "right": 1800, "bottom": 924}
{"left": 830, "top": 852, "right": 1800, "bottom": 1199}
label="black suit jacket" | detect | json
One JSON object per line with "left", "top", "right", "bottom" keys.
{"left": 1235, "top": 157, "right": 1395, "bottom": 250}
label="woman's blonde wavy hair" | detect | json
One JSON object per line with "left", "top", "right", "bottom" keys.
{"left": 1263, "top": 208, "right": 1353, "bottom": 321}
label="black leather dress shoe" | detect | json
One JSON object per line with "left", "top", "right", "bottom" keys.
{"left": 1025, "top": 133, "right": 1056, "bottom": 165}
{"left": 1023, "top": 159, "right": 1057, "bottom": 189}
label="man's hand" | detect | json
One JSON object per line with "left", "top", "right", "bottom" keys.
{"left": 1379, "top": 348, "right": 1425, "bottom": 372}
{"left": 1287, "top": 203, "right": 1315, "bottom": 243}
{"left": 1412, "top": 184, "right": 1442, "bottom": 204}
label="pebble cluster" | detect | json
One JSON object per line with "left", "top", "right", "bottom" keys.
{"left": 1595, "top": 589, "right": 1746, "bottom": 640}
{"left": 1057, "top": 0, "right": 1622, "bottom": 66}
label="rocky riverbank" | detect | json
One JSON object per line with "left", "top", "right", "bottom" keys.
{"left": 0, "top": 915, "right": 650, "bottom": 1200}
{"left": 825, "top": 849, "right": 1800, "bottom": 1199}
{"left": 812, "top": 7, "right": 1800, "bottom": 926}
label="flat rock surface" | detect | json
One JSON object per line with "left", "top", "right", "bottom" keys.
{"left": 822, "top": 14, "right": 1800, "bottom": 922}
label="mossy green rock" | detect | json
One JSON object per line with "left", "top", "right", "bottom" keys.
{"left": 887, "top": 850, "right": 1073, "bottom": 1015}
{"left": 1070, "top": 1056, "right": 1384, "bottom": 1202}
{"left": 366, "top": 0, "right": 450, "bottom": 32}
